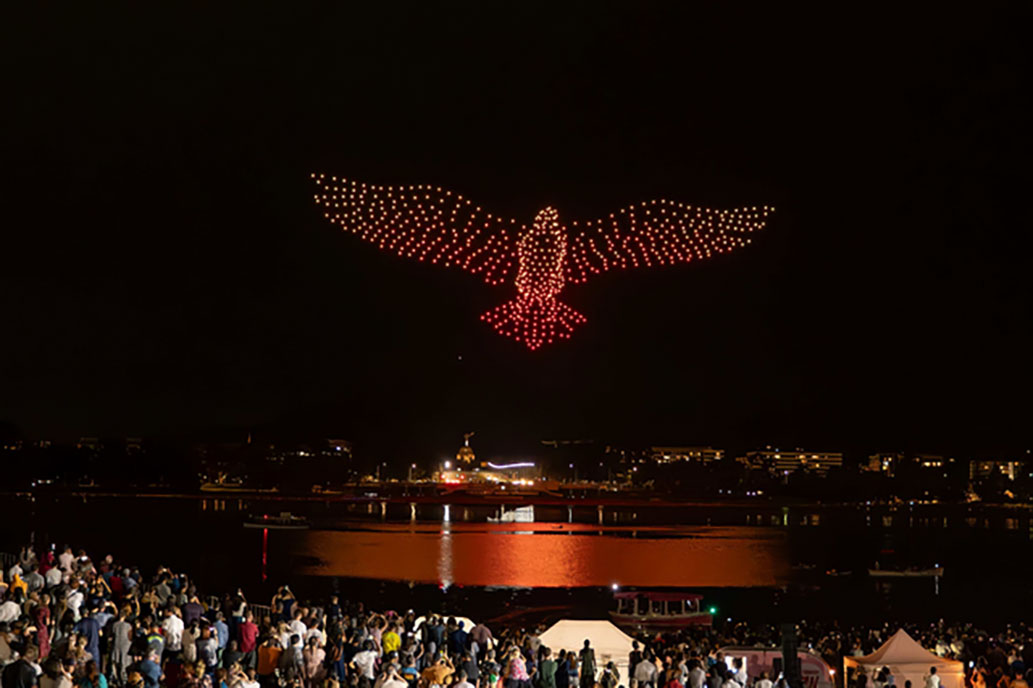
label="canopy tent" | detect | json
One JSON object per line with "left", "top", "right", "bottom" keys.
{"left": 843, "top": 629, "right": 964, "bottom": 688}
{"left": 538, "top": 620, "right": 637, "bottom": 686}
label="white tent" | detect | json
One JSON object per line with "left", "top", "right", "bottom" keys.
{"left": 843, "top": 629, "right": 964, "bottom": 688}
{"left": 538, "top": 620, "right": 637, "bottom": 686}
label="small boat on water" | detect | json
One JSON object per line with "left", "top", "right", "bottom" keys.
{"left": 610, "top": 591, "right": 712, "bottom": 630}
{"left": 243, "top": 512, "right": 310, "bottom": 530}
{"left": 868, "top": 566, "right": 944, "bottom": 578}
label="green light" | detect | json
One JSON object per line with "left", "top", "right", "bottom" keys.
{"left": 708, "top": 606, "right": 717, "bottom": 614}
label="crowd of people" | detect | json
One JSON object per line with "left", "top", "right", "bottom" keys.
{"left": 0, "top": 544, "right": 1031, "bottom": 688}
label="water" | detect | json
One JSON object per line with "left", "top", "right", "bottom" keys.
{"left": 1, "top": 493, "right": 1031, "bottom": 626}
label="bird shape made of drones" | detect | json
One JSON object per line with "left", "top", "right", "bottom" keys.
{"left": 312, "top": 174, "right": 773, "bottom": 350}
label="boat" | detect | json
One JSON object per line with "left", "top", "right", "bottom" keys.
{"left": 609, "top": 591, "right": 712, "bottom": 630}
{"left": 243, "top": 512, "right": 310, "bottom": 530}
{"left": 868, "top": 566, "right": 943, "bottom": 578}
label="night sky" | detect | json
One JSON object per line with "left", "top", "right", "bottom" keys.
{"left": 3, "top": 4, "right": 1030, "bottom": 460}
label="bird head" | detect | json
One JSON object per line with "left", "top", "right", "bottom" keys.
{"left": 533, "top": 207, "right": 560, "bottom": 229}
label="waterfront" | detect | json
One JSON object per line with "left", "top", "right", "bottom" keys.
{"left": 2, "top": 493, "right": 1032, "bottom": 624}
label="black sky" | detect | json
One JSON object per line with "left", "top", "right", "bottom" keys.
{"left": 2, "top": 3, "right": 1031, "bottom": 460}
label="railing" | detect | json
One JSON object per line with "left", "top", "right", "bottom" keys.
{"left": 203, "top": 595, "right": 272, "bottom": 621}
{"left": 248, "top": 603, "right": 273, "bottom": 620}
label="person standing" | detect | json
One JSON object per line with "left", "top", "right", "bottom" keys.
{"left": 2, "top": 645, "right": 39, "bottom": 688}
{"left": 238, "top": 612, "right": 258, "bottom": 671}
{"left": 537, "top": 648, "right": 557, "bottom": 688}
{"left": 630, "top": 644, "right": 643, "bottom": 680}
{"left": 688, "top": 661, "right": 705, "bottom": 688}
{"left": 162, "top": 608, "right": 184, "bottom": 661}
{"left": 505, "top": 649, "right": 530, "bottom": 688}
{"left": 600, "top": 662, "right": 621, "bottom": 688}
{"left": 73, "top": 611, "right": 101, "bottom": 671}
{"left": 578, "top": 641, "right": 596, "bottom": 688}
{"left": 924, "top": 668, "right": 940, "bottom": 688}
{"left": 110, "top": 610, "right": 133, "bottom": 686}
{"left": 213, "top": 613, "right": 230, "bottom": 664}
{"left": 636, "top": 654, "right": 658, "bottom": 688}
{"left": 301, "top": 637, "right": 325, "bottom": 688}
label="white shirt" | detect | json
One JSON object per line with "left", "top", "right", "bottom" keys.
{"left": 65, "top": 589, "right": 84, "bottom": 620}
{"left": 58, "top": 552, "right": 75, "bottom": 572}
{"left": 0, "top": 601, "right": 21, "bottom": 623}
{"left": 736, "top": 669, "right": 748, "bottom": 686}
{"left": 279, "top": 631, "right": 299, "bottom": 651}
{"left": 45, "top": 568, "right": 62, "bottom": 588}
{"left": 289, "top": 620, "right": 308, "bottom": 641}
{"left": 924, "top": 676, "right": 940, "bottom": 688}
{"left": 757, "top": 679, "right": 773, "bottom": 688}
{"left": 163, "top": 614, "right": 185, "bottom": 651}
{"left": 689, "top": 668, "right": 706, "bottom": 688}
{"left": 353, "top": 650, "right": 378, "bottom": 679}
{"left": 635, "top": 660, "right": 658, "bottom": 684}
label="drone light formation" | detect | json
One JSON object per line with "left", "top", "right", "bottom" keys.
{"left": 312, "top": 173, "right": 773, "bottom": 350}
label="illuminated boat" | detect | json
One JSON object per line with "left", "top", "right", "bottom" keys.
{"left": 609, "top": 591, "right": 712, "bottom": 630}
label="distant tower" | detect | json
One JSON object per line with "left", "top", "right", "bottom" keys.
{"left": 456, "top": 432, "right": 476, "bottom": 466}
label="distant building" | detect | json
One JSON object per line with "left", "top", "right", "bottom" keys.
{"left": 970, "top": 459, "right": 1028, "bottom": 481}
{"left": 743, "top": 446, "right": 844, "bottom": 476}
{"left": 649, "top": 446, "right": 724, "bottom": 464}
{"left": 456, "top": 432, "right": 476, "bottom": 466}
{"left": 324, "top": 439, "right": 353, "bottom": 459}
{"left": 864, "top": 452, "right": 903, "bottom": 477}
{"left": 77, "top": 437, "right": 101, "bottom": 451}
{"left": 914, "top": 454, "right": 946, "bottom": 469}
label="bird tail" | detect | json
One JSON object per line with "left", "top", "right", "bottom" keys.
{"left": 480, "top": 296, "right": 586, "bottom": 350}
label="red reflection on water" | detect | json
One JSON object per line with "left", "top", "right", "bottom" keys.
{"left": 296, "top": 525, "right": 787, "bottom": 588}
{"left": 262, "top": 527, "right": 268, "bottom": 582}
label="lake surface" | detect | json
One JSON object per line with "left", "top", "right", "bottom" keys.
{"left": 1, "top": 494, "right": 1031, "bottom": 625}
{"left": 295, "top": 523, "right": 789, "bottom": 588}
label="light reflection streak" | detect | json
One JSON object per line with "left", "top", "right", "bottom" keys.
{"left": 298, "top": 525, "right": 788, "bottom": 588}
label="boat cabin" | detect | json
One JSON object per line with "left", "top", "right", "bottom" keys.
{"left": 611, "top": 591, "right": 712, "bottom": 628}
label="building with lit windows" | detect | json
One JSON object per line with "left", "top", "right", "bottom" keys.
{"left": 649, "top": 446, "right": 724, "bottom": 464}
{"left": 741, "top": 446, "right": 844, "bottom": 476}
{"left": 863, "top": 452, "right": 902, "bottom": 476}
{"left": 969, "top": 459, "right": 1028, "bottom": 481}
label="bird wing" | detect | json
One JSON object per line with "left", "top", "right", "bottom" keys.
{"left": 311, "top": 174, "right": 519, "bottom": 286}
{"left": 563, "top": 200, "right": 773, "bottom": 285}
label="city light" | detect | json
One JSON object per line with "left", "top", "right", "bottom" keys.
{"left": 486, "top": 461, "right": 536, "bottom": 470}
{"left": 312, "top": 174, "right": 772, "bottom": 349}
